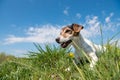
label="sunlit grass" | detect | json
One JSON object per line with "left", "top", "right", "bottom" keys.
{"left": 0, "top": 42, "right": 120, "bottom": 80}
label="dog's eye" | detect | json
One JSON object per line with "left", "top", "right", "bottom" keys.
{"left": 65, "top": 30, "right": 72, "bottom": 34}
{"left": 65, "top": 30, "right": 70, "bottom": 33}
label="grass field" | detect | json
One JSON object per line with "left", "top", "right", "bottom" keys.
{"left": 0, "top": 42, "right": 120, "bottom": 80}
{"left": 0, "top": 20, "right": 120, "bottom": 80}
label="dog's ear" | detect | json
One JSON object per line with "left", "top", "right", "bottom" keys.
{"left": 72, "top": 23, "right": 84, "bottom": 32}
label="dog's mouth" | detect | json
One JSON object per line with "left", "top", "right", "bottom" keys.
{"left": 60, "top": 40, "right": 72, "bottom": 48}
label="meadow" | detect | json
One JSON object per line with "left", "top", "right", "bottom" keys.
{"left": 0, "top": 41, "right": 120, "bottom": 80}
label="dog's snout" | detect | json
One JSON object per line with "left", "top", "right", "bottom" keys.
{"left": 56, "top": 37, "right": 60, "bottom": 43}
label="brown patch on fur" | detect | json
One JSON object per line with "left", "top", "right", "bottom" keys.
{"left": 72, "top": 24, "right": 84, "bottom": 32}
{"left": 62, "top": 33, "right": 68, "bottom": 38}
{"left": 60, "top": 27, "right": 74, "bottom": 38}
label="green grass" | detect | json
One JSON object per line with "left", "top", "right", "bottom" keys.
{"left": 0, "top": 53, "right": 15, "bottom": 64}
{"left": 0, "top": 42, "right": 120, "bottom": 80}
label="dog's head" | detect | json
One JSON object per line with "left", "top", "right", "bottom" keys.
{"left": 55, "top": 23, "right": 84, "bottom": 48}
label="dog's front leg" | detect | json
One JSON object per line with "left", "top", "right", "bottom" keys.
{"left": 88, "top": 52, "right": 98, "bottom": 68}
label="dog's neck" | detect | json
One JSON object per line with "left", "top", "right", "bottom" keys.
{"left": 72, "top": 34, "right": 85, "bottom": 49}
{"left": 72, "top": 34, "right": 87, "bottom": 58}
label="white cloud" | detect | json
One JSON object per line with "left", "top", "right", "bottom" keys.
{"left": 3, "top": 13, "right": 119, "bottom": 45}
{"left": 105, "top": 12, "right": 114, "bottom": 23}
{"left": 103, "top": 13, "right": 120, "bottom": 32}
{"left": 4, "top": 24, "right": 61, "bottom": 44}
{"left": 110, "top": 39, "right": 120, "bottom": 47}
{"left": 105, "top": 17, "right": 110, "bottom": 23}
{"left": 81, "top": 16, "right": 101, "bottom": 38}
{"left": 82, "top": 13, "right": 119, "bottom": 39}
{"left": 4, "top": 35, "right": 25, "bottom": 44}
{"left": 63, "top": 10, "right": 68, "bottom": 15}
{"left": 63, "top": 7, "right": 69, "bottom": 16}
{"left": 4, "top": 49, "right": 28, "bottom": 57}
{"left": 76, "top": 13, "right": 81, "bottom": 19}
{"left": 12, "top": 49, "right": 28, "bottom": 57}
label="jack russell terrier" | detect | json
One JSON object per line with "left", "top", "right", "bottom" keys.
{"left": 55, "top": 23, "right": 106, "bottom": 68}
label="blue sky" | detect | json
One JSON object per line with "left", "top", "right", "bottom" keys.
{"left": 0, "top": 0, "right": 120, "bottom": 57}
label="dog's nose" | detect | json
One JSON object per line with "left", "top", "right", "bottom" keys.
{"left": 55, "top": 38, "right": 60, "bottom": 43}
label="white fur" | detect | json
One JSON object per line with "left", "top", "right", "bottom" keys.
{"left": 72, "top": 34, "right": 105, "bottom": 68}
{"left": 59, "top": 35, "right": 71, "bottom": 42}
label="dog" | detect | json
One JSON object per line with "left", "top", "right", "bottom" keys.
{"left": 55, "top": 23, "right": 106, "bottom": 68}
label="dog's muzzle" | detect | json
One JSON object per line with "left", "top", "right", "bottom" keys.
{"left": 55, "top": 38, "right": 72, "bottom": 48}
